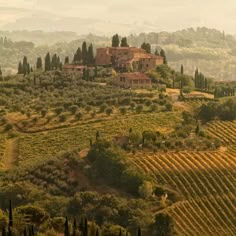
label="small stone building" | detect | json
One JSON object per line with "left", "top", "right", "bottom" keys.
{"left": 113, "top": 72, "right": 152, "bottom": 89}
{"left": 63, "top": 64, "right": 87, "bottom": 74}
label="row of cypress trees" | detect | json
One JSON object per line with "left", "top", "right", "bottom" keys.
{"left": 1, "top": 201, "right": 143, "bottom": 236}
{"left": 73, "top": 42, "right": 95, "bottom": 65}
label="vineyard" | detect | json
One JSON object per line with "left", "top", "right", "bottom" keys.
{"left": 129, "top": 120, "right": 236, "bottom": 236}
{"left": 16, "top": 112, "right": 181, "bottom": 166}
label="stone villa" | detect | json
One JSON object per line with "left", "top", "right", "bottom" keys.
{"left": 95, "top": 47, "right": 163, "bottom": 72}
{"left": 113, "top": 72, "right": 152, "bottom": 89}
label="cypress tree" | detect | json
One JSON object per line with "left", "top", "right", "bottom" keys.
{"left": 0, "top": 67, "right": 2, "bottom": 76}
{"left": 2, "top": 225, "right": 6, "bottom": 236}
{"left": 154, "top": 48, "right": 160, "bottom": 56}
{"left": 7, "top": 226, "right": 12, "bottom": 236}
{"left": 8, "top": 200, "right": 13, "bottom": 227}
{"left": 45, "top": 52, "right": 51, "bottom": 71}
{"left": 141, "top": 42, "right": 151, "bottom": 53}
{"left": 64, "top": 217, "right": 70, "bottom": 236}
{"left": 96, "top": 131, "right": 100, "bottom": 140}
{"left": 18, "top": 62, "right": 23, "bottom": 74}
{"left": 195, "top": 124, "right": 200, "bottom": 135}
{"left": 64, "top": 56, "right": 69, "bottom": 64}
{"left": 22, "top": 56, "right": 28, "bottom": 75}
{"left": 194, "top": 68, "right": 199, "bottom": 88}
{"left": 27, "top": 63, "right": 30, "bottom": 74}
{"left": 181, "top": 64, "right": 184, "bottom": 74}
{"left": 87, "top": 44, "right": 94, "bottom": 65}
{"left": 36, "top": 57, "right": 43, "bottom": 69}
{"left": 137, "top": 227, "right": 141, "bottom": 236}
{"left": 31, "top": 225, "right": 34, "bottom": 236}
{"left": 120, "top": 37, "right": 129, "bottom": 47}
{"left": 23, "top": 227, "right": 27, "bottom": 236}
{"left": 72, "top": 218, "right": 77, "bottom": 236}
{"left": 73, "top": 47, "right": 82, "bottom": 63}
{"left": 160, "top": 49, "right": 167, "bottom": 64}
{"left": 84, "top": 217, "right": 88, "bottom": 236}
{"left": 82, "top": 41, "right": 88, "bottom": 65}
{"left": 96, "top": 229, "right": 99, "bottom": 236}
{"left": 112, "top": 34, "right": 120, "bottom": 47}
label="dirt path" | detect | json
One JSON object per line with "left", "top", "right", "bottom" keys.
{"left": 4, "top": 138, "right": 18, "bottom": 169}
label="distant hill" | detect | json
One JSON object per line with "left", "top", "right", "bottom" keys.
{"left": 1, "top": 27, "right": 236, "bottom": 80}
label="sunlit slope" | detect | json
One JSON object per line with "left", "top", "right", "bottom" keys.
{"left": 129, "top": 121, "right": 236, "bottom": 236}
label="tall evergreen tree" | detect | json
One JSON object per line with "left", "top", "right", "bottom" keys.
{"left": 84, "top": 217, "right": 88, "bottom": 236}
{"left": 73, "top": 47, "right": 82, "bottom": 63}
{"left": 72, "top": 218, "right": 77, "bottom": 236}
{"left": 64, "top": 217, "right": 70, "bottom": 236}
{"left": 45, "top": 52, "right": 51, "bottom": 71}
{"left": 152, "top": 213, "right": 174, "bottom": 236}
{"left": 51, "top": 54, "right": 59, "bottom": 70}
{"left": 82, "top": 41, "right": 88, "bottom": 65}
{"left": 23, "top": 228, "right": 27, "bottom": 236}
{"left": 18, "top": 62, "right": 23, "bottom": 74}
{"left": 64, "top": 56, "right": 69, "bottom": 64}
{"left": 8, "top": 200, "right": 13, "bottom": 227}
{"left": 120, "top": 37, "right": 129, "bottom": 47}
{"left": 22, "top": 56, "right": 28, "bottom": 75}
{"left": 181, "top": 64, "right": 184, "bottom": 74}
{"left": 87, "top": 44, "right": 94, "bottom": 65}
{"left": 36, "top": 57, "right": 43, "bottom": 69}
{"left": 137, "top": 227, "right": 141, "bottom": 236}
{"left": 154, "top": 48, "right": 160, "bottom": 56}
{"left": 1, "top": 225, "right": 6, "bottom": 236}
{"left": 141, "top": 42, "right": 151, "bottom": 53}
{"left": 112, "top": 34, "right": 120, "bottom": 47}
{"left": 96, "top": 229, "right": 99, "bottom": 236}
{"left": 160, "top": 49, "right": 167, "bottom": 64}
{"left": 7, "top": 226, "right": 12, "bottom": 236}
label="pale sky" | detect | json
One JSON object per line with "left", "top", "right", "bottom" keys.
{"left": 0, "top": 0, "right": 236, "bottom": 34}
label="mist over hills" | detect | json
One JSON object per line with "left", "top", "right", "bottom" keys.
{"left": 0, "top": 27, "right": 236, "bottom": 81}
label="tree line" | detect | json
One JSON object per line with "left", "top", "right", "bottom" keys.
{"left": 1, "top": 200, "right": 174, "bottom": 236}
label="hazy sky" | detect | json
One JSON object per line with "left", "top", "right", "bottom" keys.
{"left": 0, "top": 0, "right": 236, "bottom": 34}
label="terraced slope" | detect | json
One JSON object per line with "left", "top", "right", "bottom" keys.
{"left": 129, "top": 121, "right": 236, "bottom": 236}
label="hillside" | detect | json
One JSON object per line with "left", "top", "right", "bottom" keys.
{"left": 0, "top": 67, "right": 235, "bottom": 235}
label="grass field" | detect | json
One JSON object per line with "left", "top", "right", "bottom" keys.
{"left": 129, "top": 120, "right": 236, "bottom": 236}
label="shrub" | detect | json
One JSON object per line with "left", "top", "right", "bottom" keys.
{"left": 59, "top": 114, "right": 66, "bottom": 122}
{"left": 4, "top": 123, "right": 13, "bottom": 131}
{"left": 99, "top": 104, "right": 108, "bottom": 113}
{"left": 136, "top": 104, "right": 143, "bottom": 113}
{"left": 119, "top": 107, "right": 127, "bottom": 115}
{"left": 75, "top": 112, "right": 83, "bottom": 120}
{"left": 41, "top": 109, "right": 47, "bottom": 117}
{"left": 69, "top": 105, "right": 78, "bottom": 114}
{"left": 165, "top": 103, "right": 173, "bottom": 111}
{"left": 54, "top": 107, "right": 64, "bottom": 115}
{"left": 105, "top": 107, "right": 113, "bottom": 116}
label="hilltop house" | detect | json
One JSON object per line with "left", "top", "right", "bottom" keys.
{"left": 96, "top": 47, "right": 163, "bottom": 72}
{"left": 63, "top": 64, "right": 87, "bottom": 74}
{"left": 113, "top": 72, "right": 152, "bottom": 89}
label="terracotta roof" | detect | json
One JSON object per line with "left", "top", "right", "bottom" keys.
{"left": 118, "top": 72, "right": 151, "bottom": 81}
{"left": 140, "top": 54, "right": 163, "bottom": 59}
{"left": 64, "top": 64, "right": 86, "bottom": 69}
